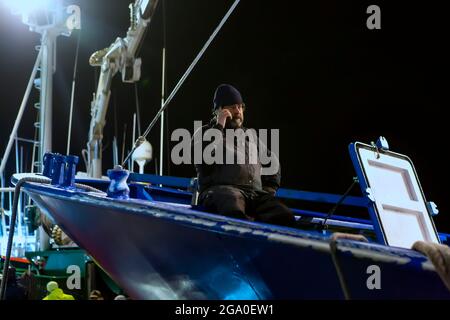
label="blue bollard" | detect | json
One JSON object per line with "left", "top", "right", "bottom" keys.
{"left": 62, "top": 155, "right": 79, "bottom": 188}
{"left": 107, "top": 166, "right": 130, "bottom": 200}
{"left": 50, "top": 154, "right": 65, "bottom": 186}
{"left": 42, "top": 153, "right": 54, "bottom": 178}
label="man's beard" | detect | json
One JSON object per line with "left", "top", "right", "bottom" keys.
{"left": 226, "top": 117, "right": 243, "bottom": 129}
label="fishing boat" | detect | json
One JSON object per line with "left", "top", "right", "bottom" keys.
{"left": 1, "top": 0, "right": 449, "bottom": 300}
{"left": 9, "top": 136, "right": 450, "bottom": 299}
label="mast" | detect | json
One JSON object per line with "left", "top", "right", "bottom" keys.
{"left": 39, "top": 29, "right": 55, "bottom": 168}
{"left": 0, "top": 0, "right": 81, "bottom": 251}
{"left": 159, "top": 47, "right": 166, "bottom": 176}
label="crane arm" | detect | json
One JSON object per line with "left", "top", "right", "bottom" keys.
{"left": 86, "top": 0, "right": 158, "bottom": 178}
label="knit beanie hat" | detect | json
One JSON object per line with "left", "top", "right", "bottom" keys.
{"left": 213, "top": 84, "right": 243, "bottom": 110}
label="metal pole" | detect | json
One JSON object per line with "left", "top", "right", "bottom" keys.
{"left": 15, "top": 137, "right": 19, "bottom": 174}
{"left": 20, "top": 146, "right": 24, "bottom": 239}
{"left": 1, "top": 173, "right": 6, "bottom": 242}
{"left": 39, "top": 31, "right": 55, "bottom": 168}
{"left": 86, "top": 261, "right": 97, "bottom": 299}
{"left": 20, "top": 146, "right": 24, "bottom": 173}
{"left": 38, "top": 31, "right": 56, "bottom": 252}
{"left": 1, "top": 208, "right": 6, "bottom": 247}
{"left": 1, "top": 170, "right": 4, "bottom": 208}
{"left": 121, "top": 124, "right": 127, "bottom": 164}
{"left": 31, "top": 112, "right": 39, "bottom": 174}
{"left": 0, "top": 48, "right": 43, "bottom": 177}
{"left": 112, "top": 137, "right": 119, "bottom": 167}
{"left": 134, "top": 84, "right": 141, "bottom": 136}
{"left": 159, "top": 47, "right": 166, "bottom": 176}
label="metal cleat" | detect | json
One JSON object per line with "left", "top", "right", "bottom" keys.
{"left": 376, "top": 136, "right": 389, "bottom": 151}
{"left": 426, "top": 201, "right": 439, "bottom": 217}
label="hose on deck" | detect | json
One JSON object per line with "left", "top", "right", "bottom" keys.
{"left": 412, "top": 241, "right": 450, "bottom": 292}
{"left": 329, "top": 232, "right": 369, "bottom": 300}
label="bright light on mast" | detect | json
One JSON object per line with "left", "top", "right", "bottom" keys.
{"left": 1, "top": 0, "right": 55, "bottom": 15}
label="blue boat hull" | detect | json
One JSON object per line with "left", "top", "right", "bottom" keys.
{"left": 22, "top": 182, "right": 450, "bottom": 299}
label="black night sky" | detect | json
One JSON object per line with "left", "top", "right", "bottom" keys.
{"left": 0, "top": 1, "right": 449, "bottom": 232}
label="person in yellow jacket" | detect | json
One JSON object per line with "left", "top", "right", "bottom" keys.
{"left": 43, "top": 281, "right": 75, "bottom": 300}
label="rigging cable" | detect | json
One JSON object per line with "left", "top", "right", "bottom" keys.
{"left": 66, "top": 29, "right": 82, "bottom": 155}
{"left": 122, "top": 0, "right": 241, "bottom": 166}
{"left": 318, "top": 177, "right": 359, "bottom": 231}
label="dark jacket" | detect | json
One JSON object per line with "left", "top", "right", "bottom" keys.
{"left": 193, "top": 121, "right": 281, "bottom": 194}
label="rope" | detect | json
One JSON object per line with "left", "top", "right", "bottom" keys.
{"left": 329, "top": 233, "right": 368, "bottom": 300}
{"left": 412, "top": 241, "right": 450, "bottom": 291}
{"left": 74, "top": 183, "right": 105, "bottom": 194}
{"left": 329, "top": 239, "right": 351, "bottom": 300}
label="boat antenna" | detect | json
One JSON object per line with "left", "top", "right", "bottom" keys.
{"left": 121, "top": 0, "right": 241, "bottom": 166}
{"left": 66, "top": 29, "right": 82, "bottom": 155}
{"left": 318, "top": 177, "right": 359, "bottom": 231}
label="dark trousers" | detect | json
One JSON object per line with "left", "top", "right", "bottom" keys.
{"left": 199, "top": 185, "right": 295, "bottom": 227}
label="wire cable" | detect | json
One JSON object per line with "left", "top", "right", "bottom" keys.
{"left": 122, "top": 0, "right": 241, "bottom": 166}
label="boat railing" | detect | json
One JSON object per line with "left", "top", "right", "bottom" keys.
{"left": 128, "top": 173, "right": 367, "bottom": 206}
{"left": 127, "top": 173, "right": 373, "bottom": 227}
{"left": 0, "top": 187, "right": 36, "bottom": 257}
{"left": 6, "top": 172, "right": 449, "bottom": 249}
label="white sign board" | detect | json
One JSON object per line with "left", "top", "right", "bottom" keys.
{"left": 353, "top": 144, "right": 439, "bottom": 249}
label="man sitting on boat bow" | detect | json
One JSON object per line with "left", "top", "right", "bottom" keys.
{"left": 193, "top": 84, "right": 295, "bottom": 227}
